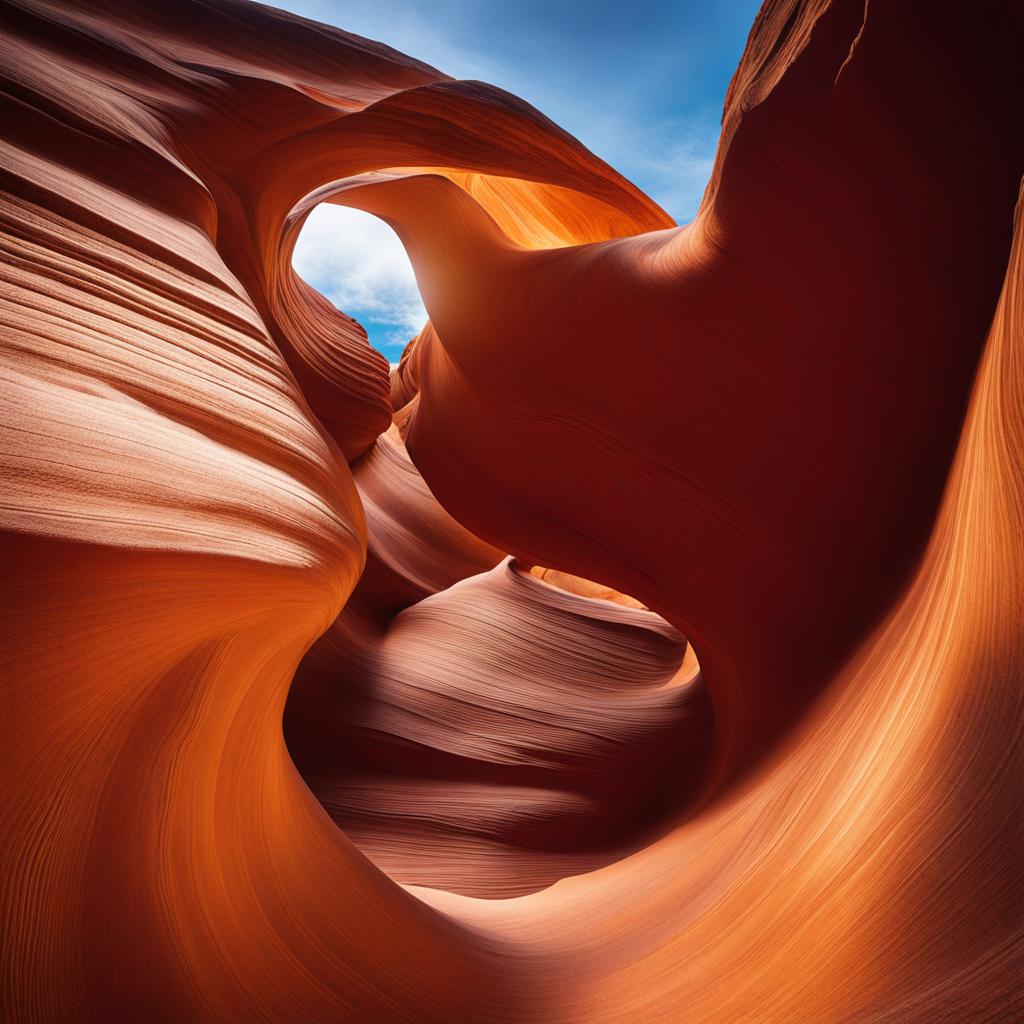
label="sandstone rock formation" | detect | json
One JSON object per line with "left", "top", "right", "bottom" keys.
{"left": 2, "top": 0, "right": 1022, "bottom": 1021}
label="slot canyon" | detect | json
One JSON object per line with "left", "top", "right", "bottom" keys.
{"left": 2, "top": 0, "right": 1022, "bottom": 1021}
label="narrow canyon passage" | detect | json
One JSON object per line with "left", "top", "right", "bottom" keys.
{"left": 2, "top": 0, "right": 1022, "bottom": 1022}
{"left": 284, "top": 422, "right": 711, "bottom": 898}
{"left": 284, "top": 208, "right": 713, "bottom": 897}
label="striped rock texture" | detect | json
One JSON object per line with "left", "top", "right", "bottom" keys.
{"left": 2, "top": 0, "right": 1021, "bottom": 1021}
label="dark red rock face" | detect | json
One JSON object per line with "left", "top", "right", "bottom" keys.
{"left": 2, "top": 1, "right": 1022, "bottom": 1021}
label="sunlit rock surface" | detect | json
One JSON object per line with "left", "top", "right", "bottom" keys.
{"left": 2, "top": 0, "right": 1022, "bottom": 1021}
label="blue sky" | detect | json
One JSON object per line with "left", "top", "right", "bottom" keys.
{"left": 282, "top": 0, "right": 760, "bottom": 360}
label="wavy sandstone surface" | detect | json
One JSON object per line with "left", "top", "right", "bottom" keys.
{"left": 2, "top": 0, "right": 1022, "bottom": 1021}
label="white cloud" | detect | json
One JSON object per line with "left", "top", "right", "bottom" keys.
{"left": 292, "top": 205, "right": 427, "bottom": 350}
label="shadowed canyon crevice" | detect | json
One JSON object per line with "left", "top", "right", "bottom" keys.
{"left": 2, "top": 0, "right": 1022, "bottom": 1021}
